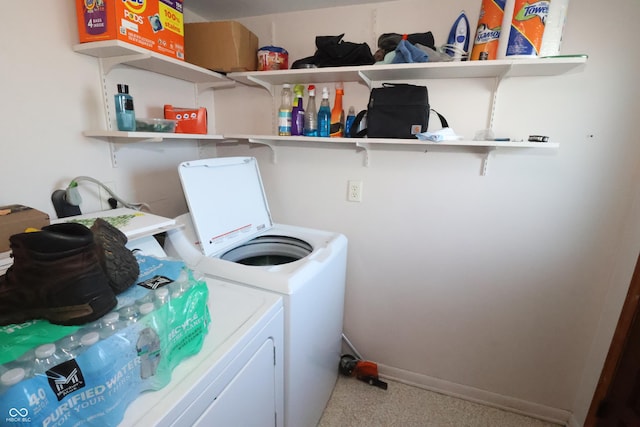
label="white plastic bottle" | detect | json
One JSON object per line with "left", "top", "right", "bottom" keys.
{"left": 278, "top": 84, "right": 293, "bottom": 136}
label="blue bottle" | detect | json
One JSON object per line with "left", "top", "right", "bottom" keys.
{"left": 115, "top": 84, "right": 136, "bottom": 131}
{"left": 318, "top": 87, "right": 331, "bottom": 137}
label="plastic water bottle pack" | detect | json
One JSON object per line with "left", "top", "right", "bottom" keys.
{"left": 0, "top": 254, "right": 210, "bottom": 426}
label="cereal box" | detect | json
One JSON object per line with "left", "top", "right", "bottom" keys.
{"left": 75, "top": 0, "right": 184, "bottom": 61}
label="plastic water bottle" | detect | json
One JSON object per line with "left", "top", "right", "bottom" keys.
{"left": 318, "top": 87, "right": 331, "bottom": 137}
{"left": 278, "top": 84, "right": 293, "bottom": 136}
{"left": 58, "top": 333, "right": 83, "bottom": 360}
{"left": 154, "top": 287, "right": 170, "bottom": 308}
{"left": 34, "top": 343, "right": 62, "bottom": 375}
{"left": 80, "top": 331, "right": 100, "bottom": 349}
{"left": 99, "top": 311, "right": 122, "bottom": 339}
{"left": 303, "top": 85, "right": 318, "bottom": 136}
{"left": 119, "top": 304, "right": 140, "bottom": 325}
{"left": 139, "top": 302, "right": 155, "bottom": 316}
{"left": 170, "top": 269, "right": 192, "bottom": 298}
{"left": 0, "top": 367, "right": 26, "bottom": 394}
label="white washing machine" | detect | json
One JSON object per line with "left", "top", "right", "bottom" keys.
{"left": 164, "top": 157, "right": 348, "bottom": 427}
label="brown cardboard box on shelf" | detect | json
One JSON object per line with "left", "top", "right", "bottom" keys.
{"left": 0, "top": 205, "right": 50, "bottom": 253}
{"left": 185, "top": 21, "right": 258, "bottom": 72}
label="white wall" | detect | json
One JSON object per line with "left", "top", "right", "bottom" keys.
{"left": 0, "top": 2, "right": 214, "bottom": 218}
{"left": 211, "top": 0, "right": 640, "bottom": 425}
{"left": 1, "top": 1, "right": 638, "bottom": 426}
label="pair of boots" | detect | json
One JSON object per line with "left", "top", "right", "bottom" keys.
{"left": 0, "top": 219, "right": 139, "bottom": 326}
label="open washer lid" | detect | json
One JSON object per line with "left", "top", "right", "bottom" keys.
{"left": 178, "top": 157, "right": 273, "bottom": 258}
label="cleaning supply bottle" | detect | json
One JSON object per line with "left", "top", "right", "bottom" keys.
{"left": 303, "top": 85, "right": 318, "bottom": 137}
{"left": 278, "top": 84, "right": 293, "bottom": 136}
{"left": 318, "top": 87, "right": 331, "bottom": 137}
{"left": 291, "top": 84, "right": 305, "bottom": 136}
{"left": 330, "top": 83, "right": 345, "bottom": 137}
{"left": 344, "top": 106, "right": 356, "bottom": 137}
{"left": 114, "top": 84, "right": 136, "bottom": 131}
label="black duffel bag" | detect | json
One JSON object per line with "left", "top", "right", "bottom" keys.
{"left": 351, "top": 83, "right": 448, "bottom": 139}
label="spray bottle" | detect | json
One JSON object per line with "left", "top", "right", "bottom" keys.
{"left": 318, "top": 87, "right": 331, "bottom": 138}
{"left": 291, "top": 84, "right": 305, "bottom": 136}
{"left": 330, "top": 83, "right": 344, "bottom": 137}
{"left": 344, "top": 106, "right": 356, "bottom": 138}
{"left": 303, "top": 85, "right": 318, "bottom": 137}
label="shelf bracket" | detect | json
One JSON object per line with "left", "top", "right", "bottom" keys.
{"left": 357, "top": 70, "right": 373, "bottom": 89}
{"left": 355, "top": 142, "right": 371, "bottom": 167}
{"left": 99, "top": 53, "right": 152, "bottom": 75}
{"left": 488, "top": 64, "right": 513, "bottom": 130}
{"left": 247, "top": 75, "right": 274, "bottom": 96}
{"left": 196, "top": 80, "right": 236, "bottom": 93}
{"left": 109, "top": 141, "right": 119, "bottom": 168}
{"left": 481, "top": 147, "right": 496, "bottom": 176}
{"left": 248, "top": 138, "right": 278, "bottom": 163}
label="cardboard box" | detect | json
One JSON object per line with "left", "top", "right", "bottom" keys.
{"left": 185, "top": 21, "right": 258, "bottom": 72}
{"left": 0, "top": 205, "right": 50, "bottom": 253}
{"left": 75, "top": 0, "right": 185, "bottom": 61}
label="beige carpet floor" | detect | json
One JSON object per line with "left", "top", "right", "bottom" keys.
{"left": 318, "top": 375, "right": 562, "bottom": 427}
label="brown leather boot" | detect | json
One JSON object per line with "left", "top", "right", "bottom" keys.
{"left": 89, "top": 218, "right": 139, "bottom": 294}
{"left": 0, "top": 223, "right": 117, "bottom": 326}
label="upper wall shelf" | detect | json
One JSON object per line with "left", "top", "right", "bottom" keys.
{"left": 83, "top": 130, "right": 225, "bottom": 143}
{"left": 222, "top": 134, "right": 559, "bottom": 174}
{"left": 228, "top": 56, "right": 587, "bottom": 91}
{"left": 73, "top": 40, "right": 234, "bottom": 88}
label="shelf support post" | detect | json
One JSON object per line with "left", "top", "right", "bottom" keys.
{"left": 488, "top": 64, "right": 512, "bottom": 131}
{"left": 481, "top": 147, "right": 495, "bottom": 176}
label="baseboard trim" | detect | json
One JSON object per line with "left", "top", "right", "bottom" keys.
{"left": 377, "top": 364, "right": 572, "bottom": 426}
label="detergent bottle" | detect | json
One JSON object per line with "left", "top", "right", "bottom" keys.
{"left": 330, "top": 82, "right": 344, "bottom": 137}
{"left": 278, "top": 84, "right": 293, "bottom": 136}
{"left": 291, "top": 84, "right": 305, "bottom": 136}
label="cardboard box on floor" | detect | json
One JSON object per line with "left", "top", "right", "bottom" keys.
{"left": 185, "top": 21, "right": 258, "bottom": 72}
{"left": 0, "top": 205, "right": 50, "bottom": 253}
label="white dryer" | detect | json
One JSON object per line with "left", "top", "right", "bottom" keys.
{"left": 164, "top": 157, "right": 348, "bottom": 427}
